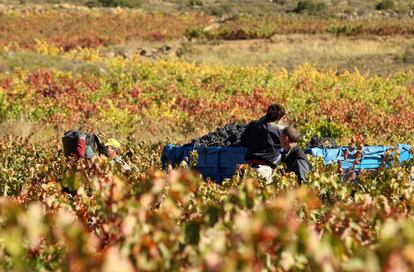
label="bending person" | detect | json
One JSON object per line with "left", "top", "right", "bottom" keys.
{"left": 101, "top": 138, "right": 131, "bottom": 172}
{"left": 240, "top": 103, "right": 286, "bottom": 184}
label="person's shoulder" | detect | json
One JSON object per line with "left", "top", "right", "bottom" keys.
{"left": 266, "top": 122, "right": 282, "bottom": 134}
{"left": 267, "top": 122, "right": 278, "bottom": 129}
{"left": 245, "top": 120, "right": 260, "bottom": 129}
{"left": 291, "top": 145, "right": 302, "bottom": 152}
{"left": 293, "top": 146, "right": 308, "bottom": 159}
{"left": 275, "top": 123, "right": 287, "bottom": 130}
{"left": 250, "top": 119, "right": 261, "bottom": 125}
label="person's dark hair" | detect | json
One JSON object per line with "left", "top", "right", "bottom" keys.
{"left": 266, "top": 104, "right": 285, "bottom": 122}
{"left": 281, "top": 127, "right": 300, "bottom": 143}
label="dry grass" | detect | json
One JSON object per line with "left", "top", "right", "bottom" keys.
{"left": 180, "top": 34, "right": 414, "bottom": 75}
{"left": 0, "top": 120, "right": 58, "bottom": 143}
{"left": 1, "top": 34, "right": 413, "bottom": 76}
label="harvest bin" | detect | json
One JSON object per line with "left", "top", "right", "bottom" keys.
{"left": 161, "top": 145, "right": 247, "bottom": 184}
{"left": 161, "top": 144, "right": 412, "bottom": 184}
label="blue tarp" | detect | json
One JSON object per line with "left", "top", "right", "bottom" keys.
{"left": 305, "top": 144, "right": 412, "bottom": 170}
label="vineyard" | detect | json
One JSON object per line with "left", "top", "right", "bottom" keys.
{"left": 2, "top": 7, "right": 414, "bottom": 50}
{"left": 1, "top": 4, "right": 414, "bottom": 272}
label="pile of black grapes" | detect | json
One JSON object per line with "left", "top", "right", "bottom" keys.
{"left": 307, "top": 136, "right": 339, "bottom": 149}
{"left": 189, "top": 123, "right": 248, "bottom": 147}
{"left": 188, "top": 125, "right": 339, "bottom": 149}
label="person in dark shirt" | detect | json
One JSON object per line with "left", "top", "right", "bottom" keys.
{"left": 240, "top": 104, "right": 286, "bottom": 184}
{"left": 279, "top": 127, "right": 311, "bottom": 184}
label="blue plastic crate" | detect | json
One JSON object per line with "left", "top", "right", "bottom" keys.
{"left": 161, "top": 144, "right": 246, "bottom": 184}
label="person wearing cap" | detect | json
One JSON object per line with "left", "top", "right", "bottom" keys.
{"left": 103, "top": 138, "right": 131, "bottom": 172}
{"left": 76, "top": 135, "right": 131, "bottom": 172}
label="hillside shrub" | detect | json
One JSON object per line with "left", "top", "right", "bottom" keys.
{"left": 187, "top": 0, "right": 203, "bottom": 7}
{"left": 327, "top": 23, "right": 361, "bottom": 35}
{"left": 87, "top": 0, "right": 142, "bottom": 8}
{"left": 294, "top": 0, "right": 328, "bottom": 16}
{"left": 401, "top": 44, "right": 414, "bottom": 63}
{"left": 184, "top": 27, "right": 209, "bottom": 40}
{"left": 208, "top": 4, "right": 233, "bottom": 17}
{"left": 375, "top": 0, "right": 396, "bottom": 10}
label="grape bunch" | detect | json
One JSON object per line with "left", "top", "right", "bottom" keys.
{"left": 190, "top": 123, "right": 248, "bottom": 147}
{"left": 307, "top": 136, "right": 339, "bottom": 149}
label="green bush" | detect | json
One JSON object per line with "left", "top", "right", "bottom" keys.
{"left": 208, "top": 4, "right": 233, "bottom": 17}
{"left": 401, "top": 44, "right": 414, "bottom": 63}
{"left": 187, "top": 0, "right": 203, "bottom": 7}
{"left": 327, "top": 23, "right": 361, "bottom": 35}
{"left": 300, "top": 121, "right": 349, "bottom": 144}
{"left": 85, "top": 0, "right": 102, "bottom": 7}
{"left": 316, "top": 122, "right": 347, "bottom": 139}
{"left": 0, "top": 92, "right": 6, "bottom": 122}
{"left": 294, "top": 0, "right": 327, "bottom": 15}
{"left": 375, "top": 0, "right": 395, "bottom": 10}
{"left": 184, "top": 27, "right": 209, "bottom": 40}
{"left": 87, "top": 0, "right": 142, "bottom": 8}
